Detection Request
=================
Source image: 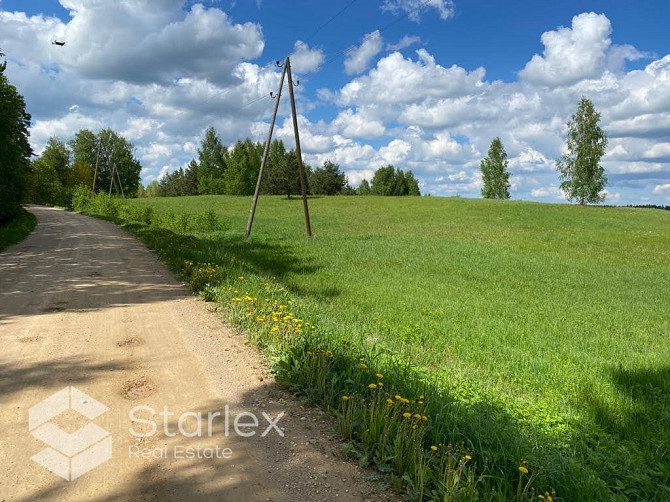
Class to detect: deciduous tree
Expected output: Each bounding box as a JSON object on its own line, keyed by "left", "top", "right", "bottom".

{"left": 480, "top": 137, "right": 511, "bottom": 199}
{"left": 557, "top": 97, "right": 608, "bottom": 205}
{"left": 0, "top": 49, "right": 33, "bottom": 222}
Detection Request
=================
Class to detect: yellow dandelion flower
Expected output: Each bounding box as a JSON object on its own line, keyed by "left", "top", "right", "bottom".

{"left": 403, "top": 412, "right": 411, "bottom": 419}
{"left": 270, "top": 326, "right": 279, "bottom": 333}
{"left": 377, "top": 382, "right": 384, "bottom": 387}
{"left": 413, "top": 413, "right": 422, "bottom": 420}
{"left": 419, "top": 395, "right": 424, "bottom": 400}
{"left": 430, "top": 445, "right": 438, "bottom": 452}
{"left": 360, "top": 363, "right": 368, "bottom": 369}
{"left": 386, "top": 399, "right": 394, "bottom": 406}
{"left": 518, "top": 466, "right": 528, "bottom": 475}
{"left": 464, "top": 455, "right": 472, "bottom": 461}
{"left": 341, "top": 395, "right": 350, "bottom": 401}
{"left": 368, "top": 383, "right": 377, "bottom": 390}
{"left": 375, "top": 373, "right": 383, "bottom": 379}
{"left": 395, "top": 395, "right": 403, "bottom": 401}
{"left": 418, "top": 400, "right": 424, "bottom": 405}
{"left": 421, "top": 415, "right": 428, "bottom": 421}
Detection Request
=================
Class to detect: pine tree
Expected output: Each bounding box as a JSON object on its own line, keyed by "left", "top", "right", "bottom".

{"left": 557, "top": 97, "right": 608, "bottom": 205}
{"left": 480, "top": 137, "right": 510, "bottom": 199}
{"left": 197, "top": 126, "right": 227, "bottom": 194}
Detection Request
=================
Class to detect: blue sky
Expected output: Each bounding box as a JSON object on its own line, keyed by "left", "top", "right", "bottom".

{"left": 1, "top": 0, "right": 669, "bottom": 203}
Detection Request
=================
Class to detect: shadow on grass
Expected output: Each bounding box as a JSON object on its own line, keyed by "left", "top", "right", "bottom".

{"left": 575, "top": 365, "right": 670, "bottom": 500}
{"left": 123, "top": 222, "right": 340, "bottom": 301}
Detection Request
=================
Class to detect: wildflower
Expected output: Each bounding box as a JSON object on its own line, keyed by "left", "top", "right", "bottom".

{"left": 413, "top": 413, "right": 422, "bottom": 420}
{"left": 518, "top": 466, "right": 528, "bottom": 475}
{"left": 232, "top": 297, "right": 242, "bottom": 302}
{"left": 403, "top": 412, "right": 411, "bottom": 419}
{"left": 412, "top": 425, "right": 417, "bottom": 429}
{"left": 375, "top": 373, "right": 383, "bottom": 379}
{"left": 430, "top": 445, "right": 438, "bottom": 452}
{"left": 377, "top": 382, "right": 384, "bottom": 387}
{"left": 256, "top": 316, "right": 265, "bottom": 322}
{"left": 238, "top": 276, "right": 244, "bottom": 280}
{"left": 341, "top": 395, "right": 350, "bottom": 401}
{"left": 395, "top": 395, "right": 403, "bottom": 401}
{"left": 386, "top": 399, "right": 394, "bottom": 406}
{"left": 419, "top": 395, "right": 424, "bottom": 400}
{"left": 421, "top": 415, "right": 428, "bottom": 421}
{"left": 360, "top": 363, "right": 368, "bottom": 369}
{"left": 270, "top": 326, "right": 279, "bottom": 333}
{"left": 368, "top": 383, "right": 377, "bottom": 390}
{"left": 464, "top": 455, "right": 472, "bottom": 461}
{"left": 418, "top": 400, "right": 424, "bottom": 405}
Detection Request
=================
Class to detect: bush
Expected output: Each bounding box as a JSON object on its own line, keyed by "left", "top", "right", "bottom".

{"left": 71, "top": 185, "right": 94, "bottom": 212}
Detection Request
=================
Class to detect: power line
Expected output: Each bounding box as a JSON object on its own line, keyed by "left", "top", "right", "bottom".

{"left": 301, "top": 0, "right": 360, "bottom": 46}
{"left": 318, "top": 0, "right": 435, "bottom": 70}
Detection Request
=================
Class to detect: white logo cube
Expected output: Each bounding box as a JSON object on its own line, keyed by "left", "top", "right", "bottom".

{"left": 29, "top": 386, "right": 112, "bottom": 480}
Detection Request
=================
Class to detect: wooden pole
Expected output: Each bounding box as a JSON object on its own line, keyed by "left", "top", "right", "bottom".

{"left": 285, "top": 57, "right": 313, "bottom": 238}
{"left": 92, "top": 140, "right": 101, "bottom": 191}
{"left": 245, "top": 60, "right": 288, "bottom": 241}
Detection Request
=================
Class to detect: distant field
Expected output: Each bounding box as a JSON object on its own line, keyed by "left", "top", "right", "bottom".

{"left": 126, "top": 195, "right": 670, "bottom": 499}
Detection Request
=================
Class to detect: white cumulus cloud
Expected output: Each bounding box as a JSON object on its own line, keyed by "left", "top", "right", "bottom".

{"left": 344, "top": 30, "right": 383, "bottom": 75}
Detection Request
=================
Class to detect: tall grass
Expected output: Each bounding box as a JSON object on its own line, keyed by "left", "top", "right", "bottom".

{"left": 78, "top": 191, "right": 670, "bottom": 500}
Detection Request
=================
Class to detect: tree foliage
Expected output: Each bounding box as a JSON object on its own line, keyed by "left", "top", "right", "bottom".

{"left": 480, "top": 137, "right": 511, "bottom": 199}
{"left": 0, "top": 49, "right": 33, "bottom": 223}
{"left": 159, "top": 160, "right": 199, "bottom": 197}
{"left": 224, "top": 139, "right": 262, "bottom": 196}
{"left": 367, "top": 165, "right": 420, "bottom": 196}
{"left": 261, "top": 140, "right": 310, "bottom": 199}
{"left": 309, "top": 160, "right": 346, "bottom": 195}
{"left": 358, "top": 179, "right": 371, "bottom": 195}
{"left": 197, "top": 126, "right": 227, "bottom": 194}
{"left": 69, "top": 128, "right": 142, "bottom": 197}
{"left": 41, "top": 138, "right": 71, "bottom": 185}
{"left": 557, "top": 97, "right": 608, "bottom": 205}
{"left": 26, "top": 158, "right": 63, "bottom": 205}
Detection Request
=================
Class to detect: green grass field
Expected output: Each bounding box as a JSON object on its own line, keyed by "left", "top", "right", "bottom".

{"left": 115, "top": 195, "right": 670, "bottom": 500}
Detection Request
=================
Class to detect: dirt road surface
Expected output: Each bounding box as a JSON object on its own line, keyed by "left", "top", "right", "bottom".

{"left": 0, "top": 207, "right": 394, "bottom": 502}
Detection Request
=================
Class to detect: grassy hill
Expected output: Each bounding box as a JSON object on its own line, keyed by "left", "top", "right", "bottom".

{"left": 117, "top": 195, "right": 670, "bottom": 500}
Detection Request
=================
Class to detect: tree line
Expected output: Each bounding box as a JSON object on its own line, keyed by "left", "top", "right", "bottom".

{"left": 480, "top": 96, "right": 608, "bottom": 205}
{"left": 145, "top": 126, "right": 421, "bottom": 198}
{"left": 27, "top": 130, "right": 142, "bottom": 206}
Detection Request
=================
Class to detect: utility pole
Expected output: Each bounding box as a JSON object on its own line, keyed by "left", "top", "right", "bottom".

{"left": 245, "top": 56, "right": 313, "bottom": 241}
{"left": 286, "top": 57, "right": 313, "bottom": 238}
{"left": 92, "top": 140, "right": 102, "bottom": 191}
{"left": 245, "top": 59, "right": 288, "bottom": 241}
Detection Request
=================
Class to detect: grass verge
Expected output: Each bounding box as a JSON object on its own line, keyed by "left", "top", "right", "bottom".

{"left": 0, "top": 208, "right": 37, "bottom": 252}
